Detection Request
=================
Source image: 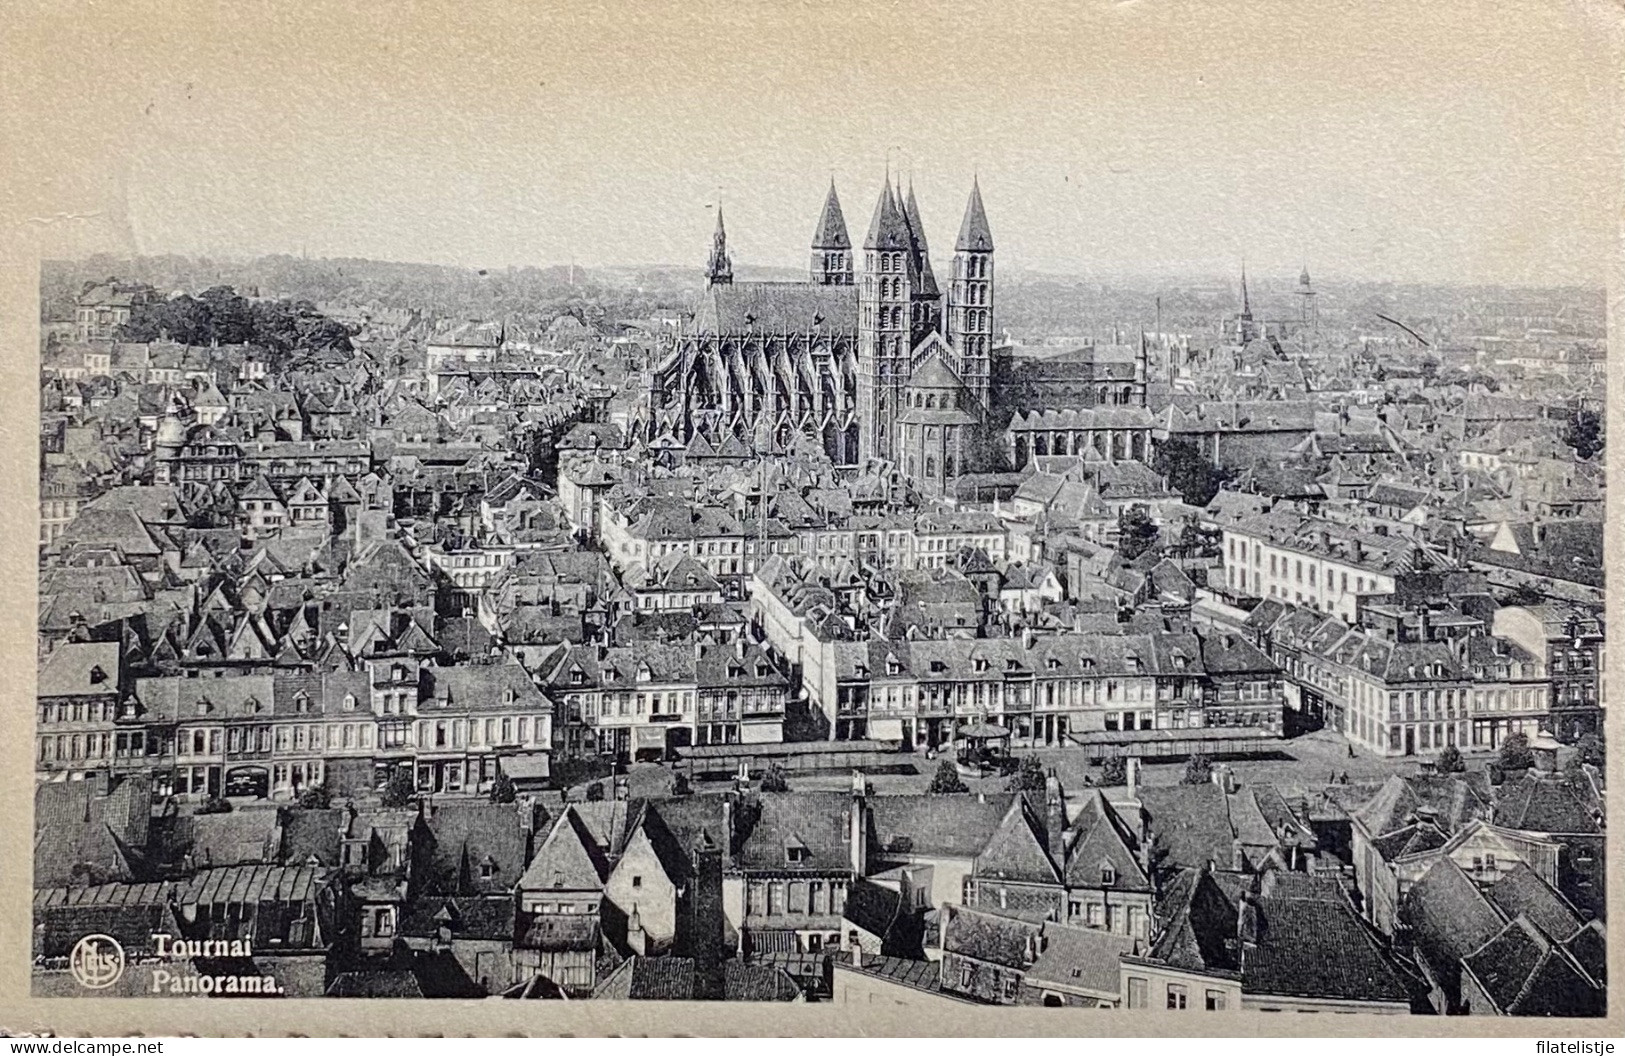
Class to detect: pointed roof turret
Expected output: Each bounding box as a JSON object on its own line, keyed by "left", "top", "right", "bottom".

{"left": 864, "top": 180, "right": 912, "bottom": 251}
{"left": 1240, "top": 261, "right": 1253, "bottom": 319}
{"left": 955, "top": 178, "right": 994, "bottom": 253}
{"left": 812, "top": 181, "right": 850, "bottom": 250}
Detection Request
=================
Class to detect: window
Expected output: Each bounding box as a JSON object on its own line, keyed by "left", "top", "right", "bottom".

{"left": 1205, "top": 989, "right": 1226, "bottom": 1011}
{"left": 1100, "top": 865, "right": 1116, "bottom": 886}
{"left": 631, "top": 876, "right": 642, "bottom": 889}
{"left": 1167, "top": 984, "right": 1188, "bottom": 1010}
{"left": 1127, "top": 977, "right": 1148, "bottom": 1009}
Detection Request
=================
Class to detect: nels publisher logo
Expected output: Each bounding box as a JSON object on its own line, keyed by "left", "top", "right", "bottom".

{"left": 69, "top": 934, "right": 125, "bottom": 990}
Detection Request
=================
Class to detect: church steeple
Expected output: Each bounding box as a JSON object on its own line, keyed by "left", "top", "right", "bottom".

{"left": 902, "top": 182, "right": 939, "bottom": 298}
{"left": 948, "top": 179, "right": 995, "bottom": 409}
{"left": 864, "top": 181, "right": 911, "bottom": 251}
{"left": 810, "top": 181, "right": 852, "bottom": 286}
{"left": 955, "top": 177, "right": 994, "bottom": 253}
{"left": 705, "top": 205, "right": 733, "bottom": 287}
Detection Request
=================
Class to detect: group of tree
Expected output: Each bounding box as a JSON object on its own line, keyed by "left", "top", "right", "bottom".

{"left": 1151, "top": 438, "right": 1235, "bottom": 508}
{"left": 1181, "top": 754, "right": 1213, "bottom": 786}
{"left": 1006, "top": 755, "right": 1048, "bottom": 793}
{"left": 113, "top": 284, "right": 354, "bottom": 359}
{"left": 1498, "top": 731, "right": 1535, "bottom": 772}
{"left": 759, "top": 764, "right": 790, "bottom": 793}
{"left": 929, "top": 759, "right": 969, "bottom": 794}
{"left": 1116, "top": 505, "right": 1160, "bottom": 562}
{"left": 1560, "top": 408, "right": 1604, "bottom": 461}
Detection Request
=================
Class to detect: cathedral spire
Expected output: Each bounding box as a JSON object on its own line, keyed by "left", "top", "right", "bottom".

{"left": 810, "top": 181, "right": 853, "bottom": 285}
{"left": 902, "top": 182, "right": 938, "bottom": 296}
{"left": 955, "top": 177, "right": 994, "bottom": 252}
{"left": 705, "top": 204, "right": 733, "bottom": 287}
{"left": 811, "top": 180, "right": 850, "bottom": 250}
{"left": 864, "top": 180, "right": 911, "bottom": 251}
{"left": 1240, "top": 259, "right": 1252, "bottom": 319}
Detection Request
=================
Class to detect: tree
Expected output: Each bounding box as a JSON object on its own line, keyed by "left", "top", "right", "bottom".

{"left": 1498, "top": 732, "right": 1535, "bottom": 772}
{"left": 1117, "top": 505, "right": 1159, "bottom": 562}
{"left": 381, "top": 767, "right": 417, "bottom": 808}
{"left": 759, "top": 764, "right": 789, "bottom": 793}
{"left": 489, "top": 771, "right": 517, "bottom": 805}
{"left": 1574, "top": 733, "right": 1605, "bottom": 769}
{"left": 1100, "top": 756, "right": 1128, "bottom": 786}
{"left": 1006, "top": 755, "right": 1048, "bottom": 793}
{"left": 1436, "top": 745, "right": 1465, "bottom": 774}
{"left": 1561, "top": 408, "right": 1604, "bottom": 461}
{"left": 197, "top": 796, "right": 233, "bottom": 815}
{"left": 585, "top": 780, "right": 606, "bottom": 802}
{"left": 1152, "top": 438, "right": 1234, "bottom": 508}
{"left": 928, "top": 760, "right": 969, "bottom": 794}
{"left": 1182, "top": 754, "right": 1213, "bottom": 786}
{"left": 296, "top": 784, "right": 332, "bottom": 809}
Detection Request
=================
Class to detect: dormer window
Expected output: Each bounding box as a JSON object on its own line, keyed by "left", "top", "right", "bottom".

{"left": 785, "top": 843, "right": 810, "bottom": 865}
{"left": 1126, "top": 656, "right": 1140, "bottom": 672}
{"left": 342, "top": 693, "right": 356, "bottom": 711}
{"left": 930, "top": 660, "right": 947, "bottom": 674}
{"left": 1101, "top": 864, "right": 1117, "bottom": 886}
{"left": 1046, "top": 657, "right": 1061, "bottom": 671}
{"left": 294, "top": 692, "right": 310, "bottom": 714}
{"left": 570, "top": 668, "right": 585, "bottom": 685}
{"left": 974, "top": 658, "right": 989, "bottom": 673}
{"left": 195, "top": 698, "right": 211, "bottom": 716}
{"left": 504, "top": 687, "right": 516, "bottom": 705}
{"left": 89, "top": 665, "right": 107, "bottom": 685}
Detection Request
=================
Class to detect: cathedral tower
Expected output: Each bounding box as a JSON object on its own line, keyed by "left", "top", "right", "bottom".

{"left": 810, "top": 181, "right": 853, "bottom": 285}
{"left": 947, "top": 178, "right": 995, "bottom": 409}
{"left": 705, "top": 205, "right": 733, "bottom": 288}
{"left": 857, "top": 180, "right": 914, "bottom": 462}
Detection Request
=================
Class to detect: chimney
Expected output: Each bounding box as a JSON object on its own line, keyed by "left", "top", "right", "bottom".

{"left": 1126, "top": 756, "right": 1140, "bottom": 799}
{"left": 1044, "top": 772, "right": 1066, "bottom": 863}
{"left": 1237, "top": 894, "right": 1259, "bottom": 949}
{"left": 626, "top": 904, "right": 648, "bottom": 956}
{"left": 1021, "top": 626, "right": 1036, "bottom": 650}
{"left": 849, "top": 771, "right": 867, "bottom": 876}
{"left": 1416, "top": 606, "right": 1431, "bottom": 643}
{"left": 1231, "top": 838, "right": 1247, "bottom": 874}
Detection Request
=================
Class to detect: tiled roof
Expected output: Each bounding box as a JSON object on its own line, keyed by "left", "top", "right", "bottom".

{"left": 1461, "top": 915, "right": 1604, "bottom": 1016}
{"left": 1485, "top": 860, "right": 1584, "bottom": 940}
{"left": 942, "top": 904, "right": 1042, "bottom": 970}
{"left": 1242, "top": 894, "right": 1414, "bottom": 1005}
{"left": 690, "top": 282, "right": 857, "bottom": 337}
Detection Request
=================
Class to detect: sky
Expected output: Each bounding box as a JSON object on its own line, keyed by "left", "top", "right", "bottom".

{"left": 4, "top": 0, "right": 1619, "bottom": 286}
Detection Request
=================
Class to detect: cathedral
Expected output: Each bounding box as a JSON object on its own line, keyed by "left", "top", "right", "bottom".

{"left": 642, "top": 176, "right": 998, "bottom": 494}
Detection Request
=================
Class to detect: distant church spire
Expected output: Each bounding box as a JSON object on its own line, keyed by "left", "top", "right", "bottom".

{"left": 706, "top": 204, "right": 733, "bottom": 287}
{"left": 1240, "top": 260, "right": 1252, "bottom": 320}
